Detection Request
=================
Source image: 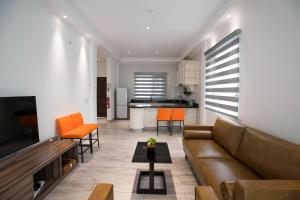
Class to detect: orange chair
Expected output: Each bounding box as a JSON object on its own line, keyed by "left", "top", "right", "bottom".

{"left": 56, "top": 112, "right": 99, "bottom": 162}
{"left": 156, "top": 108, "right": 172, "bottom": 136}
{"left": 170, "top": 108, "right": 185, "bottom": 134}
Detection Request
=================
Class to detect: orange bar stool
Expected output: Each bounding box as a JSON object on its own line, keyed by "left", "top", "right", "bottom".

{"left": 156, "top": 108, "right": 172, "bottom": 136}
{"left": 171, "top": 108, "right": 185, "bottom": 135}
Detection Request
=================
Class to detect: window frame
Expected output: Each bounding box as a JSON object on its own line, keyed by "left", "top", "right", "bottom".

{"left": 134, "top": 72, "right": 167, "bottom": 100}
{"left": 204, "top": 29, "right": 241, "bottom": 119}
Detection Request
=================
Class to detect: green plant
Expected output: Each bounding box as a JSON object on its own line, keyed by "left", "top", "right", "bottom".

{"left": 147, "top": 137, "right": 157, "bottom": 147}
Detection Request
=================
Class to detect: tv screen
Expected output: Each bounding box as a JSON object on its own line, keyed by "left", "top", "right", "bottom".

{"left": 0, "top": 96, "right": 39, "bottom": 159}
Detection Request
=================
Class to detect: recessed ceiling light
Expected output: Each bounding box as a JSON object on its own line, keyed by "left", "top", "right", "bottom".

{"left": 127, "top": 51, "right": 131, "bottom": 54}
{"left": 146, "top": 8, "right": 154, "bottom": 14}
{"left": 62, "top": 15, "right": 68, "bottom": 19}
{"left": 146, "top": 26, "right": 151, "bottom": 30}
{"left": 155, "top": 51, "right": 159, "bottom": 54}
{"left": 226, "top": 14, "right": 231, "bottom": 18}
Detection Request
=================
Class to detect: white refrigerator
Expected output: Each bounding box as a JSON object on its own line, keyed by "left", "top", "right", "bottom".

{"left": 116, "top": 88, "right": 128, "bottom": 119}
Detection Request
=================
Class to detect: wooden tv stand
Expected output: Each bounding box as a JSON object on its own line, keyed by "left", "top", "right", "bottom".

{"left": 0, "top": 136, "right": 78, "bottom": 200}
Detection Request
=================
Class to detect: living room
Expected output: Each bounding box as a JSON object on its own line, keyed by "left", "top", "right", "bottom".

{"left": 0, "top": 0, "right": 299, "bottom": 200}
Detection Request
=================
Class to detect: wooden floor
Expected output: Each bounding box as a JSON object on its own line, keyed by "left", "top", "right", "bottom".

{"left": 45, "top": 120, "right": 197, "bottom": 200}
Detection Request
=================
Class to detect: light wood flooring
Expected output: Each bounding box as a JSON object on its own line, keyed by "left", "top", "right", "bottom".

{"left": 45, "top": 120, "right": 197, "bottom": 200}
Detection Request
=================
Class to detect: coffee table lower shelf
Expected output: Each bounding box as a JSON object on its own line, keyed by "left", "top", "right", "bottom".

{"left": 137, "top": 170, "right": 167, "bottom": 195}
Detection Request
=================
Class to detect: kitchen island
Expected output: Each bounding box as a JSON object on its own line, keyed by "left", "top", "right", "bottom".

{"left": 129, "top": 100, "right": 198, "bottom": 131}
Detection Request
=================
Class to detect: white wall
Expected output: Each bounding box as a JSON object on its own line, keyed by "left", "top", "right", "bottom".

{"left": 0, "top": 0, "right": 97, "bottom": 141}
{"left": 119, "top": 63, "right": 178, "bottom": 99}
{"left": 193, "top": 0, "right": 300, "bottom": 144}
{"left": 106, "top": 57, "right": 119, "bottom": 120}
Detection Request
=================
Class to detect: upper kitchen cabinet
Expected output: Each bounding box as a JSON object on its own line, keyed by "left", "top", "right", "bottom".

{"left": 177, "top": 60, "right": 200, "bottom": 85}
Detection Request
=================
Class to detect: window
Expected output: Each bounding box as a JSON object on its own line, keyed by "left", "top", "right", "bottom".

{"left": 204, "top": 29, "right": 241, "bottom": 119}
{"left": 134, "top": 72, "right": 167, "bottom": 100}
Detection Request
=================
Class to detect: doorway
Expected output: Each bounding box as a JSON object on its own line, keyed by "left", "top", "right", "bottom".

{"left": 97, "top": 77, "right": 107, "bottom": 117}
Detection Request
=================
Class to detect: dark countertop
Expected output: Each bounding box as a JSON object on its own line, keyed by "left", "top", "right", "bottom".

{"left": 129, "top": 99, "right": 199, "bottom": 108}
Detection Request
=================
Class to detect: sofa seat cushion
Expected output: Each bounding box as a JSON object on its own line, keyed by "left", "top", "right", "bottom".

{"left": 194, "top": 158, "right": 261, "bottom": 199}
{"left": 61, "top": 125, "right": 92, "bottom": 138}
{"left": 183, "top": 139, "right": 233, "bottom": 160}
{"left": 86, "top": 123, "right": 98, "bottom": 132}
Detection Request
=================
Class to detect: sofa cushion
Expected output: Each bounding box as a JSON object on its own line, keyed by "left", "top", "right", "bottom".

{"left": 195, "top": 158, "right": 261, "bottom": 199}
{"left": 56, "top": 115, "right": 74, "bottom": 135}
{"left": 70, "top": 112, "right": 84, "bottom": 128}
{"left": 86, "top": 123, "right": 98, "bottom": 132}
{"left": 183, "top": 139, "right": 233, "bottom": 160}
{"left": 212, "top": 117, "right": 246, "bottom": 156}
{"left": 183, "top": 130, "right": 212, "bottom": 139}
{"left": 236, "top": 128, "right": 300, "bottom": 179}
{"left": 61, "top": 125, "right": 91, "bottom": 138}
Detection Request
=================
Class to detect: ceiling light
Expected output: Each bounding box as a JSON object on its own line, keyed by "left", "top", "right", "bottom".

{"left": 62, "top": 15, "right": 68, "bottom": 19}
{"left": 226, "top": 14, "right": 231, "bottom": 18}
{"left": 146, "top": 26, "right": 151, "bottom": 30}
{"left": 127, "top": 51, "right": 131, "bottom": 54}
{"left": 155, "top": 51, "right": 159, "bottom": 54}
{"left": 146, "top": 8, "right": 154, "bottom": 14}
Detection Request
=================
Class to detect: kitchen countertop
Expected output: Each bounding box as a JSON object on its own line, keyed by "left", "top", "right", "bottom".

{"left": 129, "top": 99, "right": 199, "bottom": 108}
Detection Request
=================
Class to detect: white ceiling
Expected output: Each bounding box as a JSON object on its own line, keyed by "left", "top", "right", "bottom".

{"left": 70, "top": 0, "right": 229, "bottom": 59}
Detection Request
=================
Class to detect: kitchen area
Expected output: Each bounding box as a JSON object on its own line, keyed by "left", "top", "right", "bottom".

{"left": 117, "top": 60, "right": 200, "bottom": 131}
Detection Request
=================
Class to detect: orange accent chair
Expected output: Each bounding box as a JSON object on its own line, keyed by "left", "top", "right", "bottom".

{"left": 156, "top": 108, "right": 172, "bottom": 136}
{"left": 170, "top": 108, "right": 185, "bottom": 134}
{"left": 56, "top": 112, "right": 99, "bottom": 162}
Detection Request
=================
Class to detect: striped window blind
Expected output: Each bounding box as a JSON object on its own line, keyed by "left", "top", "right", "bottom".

{"left": 134, "top": 72, "right": 167, "bottom": 99}
{"left": 204, "top": 29, "right": 241, "bottom": 119}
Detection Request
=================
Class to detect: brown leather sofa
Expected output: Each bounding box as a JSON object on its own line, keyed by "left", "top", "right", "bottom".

{"left": 183, "top": 117, "right": 300, "bottom": 200}
{"left": 88, "top": 183, "right": 113, "bottom": 200}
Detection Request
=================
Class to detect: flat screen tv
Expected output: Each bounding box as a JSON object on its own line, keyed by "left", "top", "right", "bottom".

{"left": 0, "top": 96, "right": 39, "bottom": 159}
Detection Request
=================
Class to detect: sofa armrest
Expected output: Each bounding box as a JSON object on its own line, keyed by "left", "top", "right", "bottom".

{"left": 235, "top": 180, "right": 300, "bottom": 200}
{"left": 220, "top": 181, "right": 236, "bottom": 200}
{"left": 195, "top": 186, "right": 220, "bottom": 200}
{"left": 184, "top": 125, "right": 214, "bottom": 131}
{"left": 183, "top": 129, "right": 212, "bottom": 139}
{"left": 89, "top": 183, "right": 113, "bottom": 200}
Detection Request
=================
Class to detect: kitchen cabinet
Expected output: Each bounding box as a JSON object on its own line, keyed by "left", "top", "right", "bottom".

{"left": 184, "top": 108, "right": 197, "bottom": 125}
{"left": 130, "top": 108, "right": 144, "bottom": 130}
{"left": 178, "top": 60, "right": 200, "bottom": 85}
{"left": 130, "top": 107, "right": 198, "bottom": 129}
{"left": 144, "top": 108, "right": 157, "bottom": 128}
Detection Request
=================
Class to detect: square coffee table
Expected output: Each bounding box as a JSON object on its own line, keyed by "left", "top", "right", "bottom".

{"left": 132, "top": 142, "right": 172, "bottom": 194}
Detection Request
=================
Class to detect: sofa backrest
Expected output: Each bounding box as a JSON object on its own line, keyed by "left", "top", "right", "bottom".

{"left": 236, "top": 128, "right": 300, "bottom": 179}
{"left": 71, "top": 112, "right": 84, "bottom": 128}
{"left": 56, "top": 115, "right": 74, "bottom": 135}
{"left": 212, "top": 117, "right": 246, "bottom": 156}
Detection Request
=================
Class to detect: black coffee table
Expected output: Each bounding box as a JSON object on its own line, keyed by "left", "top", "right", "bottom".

{"left": 132, "top": 142, "right": 172, "bottom": 195}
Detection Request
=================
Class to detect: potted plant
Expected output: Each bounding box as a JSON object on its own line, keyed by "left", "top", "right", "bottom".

{"left": 146, "top": 137, "right": 157, "bottom": 154}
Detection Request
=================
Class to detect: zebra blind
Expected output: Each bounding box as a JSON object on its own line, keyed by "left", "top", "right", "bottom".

{"left": 204, "top": 29, "right": 241, "bottom": 119}
{"left": 134, "top": 72, "right": 167, "bottom": 99}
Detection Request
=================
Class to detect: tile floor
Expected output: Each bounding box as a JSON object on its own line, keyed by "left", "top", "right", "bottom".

{"left": 45, "top": 120, "right": 197, "bottom": 200}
